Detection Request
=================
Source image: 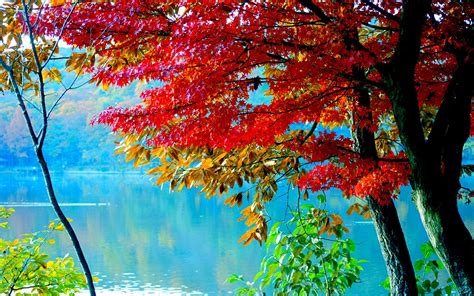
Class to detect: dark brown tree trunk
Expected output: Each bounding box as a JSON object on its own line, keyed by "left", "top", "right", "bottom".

{"left": 382, "top": 28, "right": 473, "bottom": 296}
{"left": 353, "top": 69, "right": 418, "bottom": 295}
{"left": 36, "top": 149, "right": 97, "bottom": 296}
{"left": 411, "top": 59, "right": 474, "bottom": 294}
{"left": 383, "top": 54, "right": 474, "bottom": 294}
{"left": 377, "top": 1, "right": 474, "bottom": 292}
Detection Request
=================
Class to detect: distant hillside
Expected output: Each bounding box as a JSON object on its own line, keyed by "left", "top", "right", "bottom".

{"left": 0, "top": 62, "right": 146, "bottom": 170}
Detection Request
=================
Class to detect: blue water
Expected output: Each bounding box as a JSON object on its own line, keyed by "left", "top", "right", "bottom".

{"left": 0, "top": 171, "right": 472, "bottom": 295}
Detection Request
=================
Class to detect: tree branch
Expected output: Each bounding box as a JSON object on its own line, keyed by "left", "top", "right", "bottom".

{"left": 427, "top": 56, "right": 471, "bottom": 151}
{"left": 296, "top": 0, "right": 331, "bottom": 23}
{"left": 43, "top": 3, "right": 77, "bottom": 68}
{"left": 361, "top": 0, "right": 399, "bottom": 23}
{"left": 427, "top": 53, "right": 473, "bottom": 194}
{"left": 301, "top": 121, "right": 318, "bottom": 145}
{"left": 21, "top": 0, "right": 48, "bottom": 150}
{"left": 362, "top": 22, "right": 398, "bottom": 32}
{"left": 380, "top": 0, "right": 431, "bottom": 166}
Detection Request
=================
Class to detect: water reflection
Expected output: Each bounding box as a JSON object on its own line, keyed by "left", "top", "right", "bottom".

{"left": 0, "top": 171, "right": 472, "bottom": 295}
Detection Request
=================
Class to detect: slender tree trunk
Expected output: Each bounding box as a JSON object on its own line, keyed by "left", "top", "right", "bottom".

{"left": 298, "top": 0, "right": 418, "bottom": 291}
{"left": 0, "top": 4, "right": 96, "bottom": 292}
{"left": 35, "top": 149, "right": 97, "bottom": 296}
{"left": 353, "top": 68, "right": 417, "bottom": 295}
{"left": 366, "top": 198, "right": 418, "bottom": 295}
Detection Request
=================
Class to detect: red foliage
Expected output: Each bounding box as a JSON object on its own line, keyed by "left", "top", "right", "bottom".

{"left": 35, "top": 0, "right": 472, "bottom": 202}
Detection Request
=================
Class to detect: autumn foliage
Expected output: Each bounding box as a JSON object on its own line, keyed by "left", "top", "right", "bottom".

{"left": 35, "top": 1, "right": 472, "bottom": 246}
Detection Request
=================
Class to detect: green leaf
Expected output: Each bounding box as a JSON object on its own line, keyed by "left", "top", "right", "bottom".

{"left": 267, "top": 261, "right": 279, "bottom": 275}
{"left": 346, "top": 239, "right": 356, "bottom": 252}
{"left": 420, "top": 242, "right": 434, "bottom": 259}
{"left": 317, "top": 194, "right": 326, "bottom": 203}
{"left": 422, "top": 280, "right": 432, "bottom": 290}
{"left": 227, "top": 274, "right": 245, "bottom": 284}
{"left": 228, "top": 206, "right": 362, "bottom": 295}
{"left": 414, "top": 259, "right": 424, "bottom": 272}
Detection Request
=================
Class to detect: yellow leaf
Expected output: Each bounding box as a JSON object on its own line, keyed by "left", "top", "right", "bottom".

{"left": 303, "top": 190, "right": 309, "bottom": 200}
{"left": 218, "top": 183, "right": 226, "bottom": 195}
{"left": 201, "top": 158, "right": 213, "bottom": 169}
{"left": 54, "top": 223, "right": 65, "bottom": 231}
{"left": 224, "top": 195, "right": 235, "bottom": 207}
{"left": 50, "top": 68, "right": 62, "bottom": 83}
{"left": 23, "top": 82, "right": 34, "bottom": 90}
{"left": 238, "top": 227, "right": 256, "bottom": 246}
{"left": 50, "top": 0, "right": 67, "bottom": 6}
{"left": 41, "top": 70, "right": 50, "bottom": 81}
{"left": 177, "top": 180, "right": 185, "bottom": 192}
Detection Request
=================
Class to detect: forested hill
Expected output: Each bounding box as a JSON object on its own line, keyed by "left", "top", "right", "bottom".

{"left": 0, "top": 70, "right": 145, "bottom": 170}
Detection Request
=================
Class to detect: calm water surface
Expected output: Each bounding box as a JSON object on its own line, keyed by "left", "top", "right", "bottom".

{"left": 0, "top": 171, "right": 472, "bottom": 295}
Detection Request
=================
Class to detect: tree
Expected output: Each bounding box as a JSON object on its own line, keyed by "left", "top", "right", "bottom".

{"left": 0, "top": 1, "right": 96, "bottom": 294}
{"left": 39, "top": 0, "right": 472, "bottom": 293}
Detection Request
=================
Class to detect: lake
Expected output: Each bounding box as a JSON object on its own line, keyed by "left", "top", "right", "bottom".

{"left": 0, "top": 171, "right": 472, "bottom": 295}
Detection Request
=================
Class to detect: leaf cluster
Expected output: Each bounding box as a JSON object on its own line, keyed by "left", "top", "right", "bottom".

{"left": 0, "top": 207, "right": 87, "bottom": 295}
{"left": 229, "top": 205, "right": 364, "bottom": 295}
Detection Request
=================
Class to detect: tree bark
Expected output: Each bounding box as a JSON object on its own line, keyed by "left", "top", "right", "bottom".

{"left": 366, "top": 198, "right": 418, "bottom": 295}
{"left": 383, "top": 47, "right": 473, "bottom": 295}
{"left": 352, "top": 68, "right": 417, "bottom": 295}
{"left": 413, "top": 185, "right": 473, "bottom": 295}
{"left": 378, "top": 0, "right": 473, "bottom": 292}
{"left": 36, "top": 149, "right": 97, "bottom": 296}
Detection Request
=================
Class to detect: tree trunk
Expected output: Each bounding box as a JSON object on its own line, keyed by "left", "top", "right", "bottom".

{"left": 366, "top": 198, "right": 418, "bottom": 295}
{"left": 383, "top": 50, "right": 473, "bottom": 294}
{"left": 378, "top": 0, "right": 473, "bottom": 292}
{"left": 36, "top": 149, "right": 97, "bottom": 296}
{"left": 352, "top": 68, "right": 417, "bottom": 295}
{"left": 413, "top": 183, "right": 474, "bottom": 295}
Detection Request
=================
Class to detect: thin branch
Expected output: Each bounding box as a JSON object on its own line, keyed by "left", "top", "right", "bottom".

{"left": 301, "top": 121, "right": 318, "bottom": 145}
{"left": 31, "top": 4, "right": 44, "bottom": 28}
{"left": 361, "top": 0, "right": 399, "bottom": 23}
{"left": 43, "top": 3, "right": 78, "bottom": 67}
{"left": 362, "top": 22, "right": 398, "bottom": 32}
{"left": 22, "top": 96, "right": 42, "bottom": 113}
{"left": 21, "top": 0, "right": 48, "bottom": 150}
{"left": 297, "top": 0, "right": 332, "bottom": 23}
